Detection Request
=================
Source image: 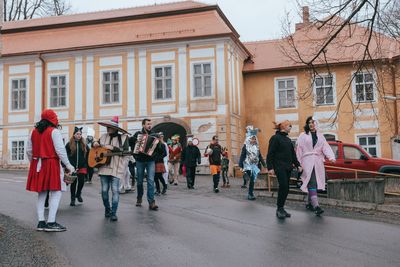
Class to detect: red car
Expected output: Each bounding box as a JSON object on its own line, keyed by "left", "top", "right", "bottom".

{"left": 324, "top": 141, "right": 400, "bottom": 179}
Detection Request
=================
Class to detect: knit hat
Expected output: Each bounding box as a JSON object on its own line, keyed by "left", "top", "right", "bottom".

{"left": 41, "top": 109, "right": 58, "bottom": 126}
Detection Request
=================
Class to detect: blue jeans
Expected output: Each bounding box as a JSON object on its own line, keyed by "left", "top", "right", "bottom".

{"left": 100, "top": 175, "right": 120, "bottom": 215}
{"left": 136, "top": 161, "right": 155, "bottom": 204}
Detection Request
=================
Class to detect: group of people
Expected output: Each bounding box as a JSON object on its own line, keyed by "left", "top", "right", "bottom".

{"left": 26, "top": 109, "right": 335, "bottom": 232}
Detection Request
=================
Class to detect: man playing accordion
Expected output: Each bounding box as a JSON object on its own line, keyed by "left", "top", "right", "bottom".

{"left": 129, "top": 118, "right": 164, "bottom": 210}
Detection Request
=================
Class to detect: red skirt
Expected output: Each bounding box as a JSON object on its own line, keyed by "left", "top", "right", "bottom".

{"left": 155, "top": 162, "right": 166, "bottom": 173}
{"left": 26, "top": 158, "right": 61, "bottom": 192}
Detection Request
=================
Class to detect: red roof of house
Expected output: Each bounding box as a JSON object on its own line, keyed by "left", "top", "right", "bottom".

{"left": 244, "top": 16, "right": 400, "bottom": 72}
{"left": 0, "top": 1, "right": 250, "bottom": 57}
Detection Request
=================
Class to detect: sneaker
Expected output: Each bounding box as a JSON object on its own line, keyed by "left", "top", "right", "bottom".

{"left": 45, "top": 222, "right": 67, "bottom": 232}
{"left": 110, "top": 215, "right": 118, "bottom": 222}
{"left": 136, "top": 198, "right": 142, "bottom": 207}
{"left": 276, "top": 208, "right": 286, "bottom": 219}
{"left": 214, "top": 188, "right": 219, "bottom": 193}
{"left": 36, "top": 221, "right": 47, "bottom": 231}
{"left": 247, "top": 195, "right": 256, "bottom": 201}
{"left": 149, "top": 201, "right": 159, "bottom": 211}
{"left": 241, "top": 185, "right": 247, "bottom": 189}
{"left": 70, "top": 200, "right": 75, "bottom": 207}
{"left": 174, "top": 182, "right": 178, "bottom": 186}
{"left": 305, "top": 203, "right": 315, "bottom": 211}
{"left": 76, "top": 196, "right": 83, "bottom": 203}
{"left": 314, "top": 206, "right": 324, "bottom": 216}
{"left": 161, "top": 188, "right": 167, "bottom": 195}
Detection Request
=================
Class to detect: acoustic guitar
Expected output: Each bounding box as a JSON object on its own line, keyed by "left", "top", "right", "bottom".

{"left": 88, "top": 147, "right": 132, "bottom": 168}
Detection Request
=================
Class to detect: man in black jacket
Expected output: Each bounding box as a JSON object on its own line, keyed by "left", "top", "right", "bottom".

{"left": 267, "top": 120, "right": 302, "bottom": 219}
{"left": 129, "top": 119, "right": 163, "bottom": 211}
{"left": 181, "top": 137, "right": 201, "bottom": 189}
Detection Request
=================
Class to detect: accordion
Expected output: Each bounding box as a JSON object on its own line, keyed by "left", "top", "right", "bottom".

{"left": 133, "top": 134, "right": 160, "bottom": 156}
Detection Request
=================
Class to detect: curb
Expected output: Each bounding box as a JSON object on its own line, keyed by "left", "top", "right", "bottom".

{"left": 256, "top": 191, "right": 400, "bottom": 214}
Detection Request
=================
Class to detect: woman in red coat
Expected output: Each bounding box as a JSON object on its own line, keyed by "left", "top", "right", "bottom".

{"left": 26, "top": 109, "right": 75, "bottom": 232}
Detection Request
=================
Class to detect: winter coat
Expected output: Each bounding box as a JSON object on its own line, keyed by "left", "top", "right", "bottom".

{"left": 296, "top": 131, "right": 335, "bottom": 192}
{"left": 205, "top": 143, "right": 224, "bottom": 166}
{"left": 181, "top": 145, "right": 201, "bottom": 168}
{"left": 65, "top": 141, "right": 89, "bottom": 169}
{"left": 97, "top": 133, "right": 129, "bottom": 179}
{"left": 266, "top": 131, "right": 300, "bottom": 171}
{"left": 238, "top": 144, "right": 266, "bottom": 169}
{"left": 129, "top": 128, "right": 160, "bottom": 162}
{"left": 154, "top": 143, "right": 167, "bottom": 164}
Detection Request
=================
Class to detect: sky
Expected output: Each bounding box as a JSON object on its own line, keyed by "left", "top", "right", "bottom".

{"left": 68, "top": 0, "right": 300, "bottom": 42}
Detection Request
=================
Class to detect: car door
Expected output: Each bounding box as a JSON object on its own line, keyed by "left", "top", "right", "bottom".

{"left": 342, "top": 145, "right": 371, "bottom": 178}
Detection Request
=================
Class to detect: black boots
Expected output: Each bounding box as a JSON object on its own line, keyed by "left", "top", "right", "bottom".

{"left": 276, "top": 208, "right": 291, "bottom": 219}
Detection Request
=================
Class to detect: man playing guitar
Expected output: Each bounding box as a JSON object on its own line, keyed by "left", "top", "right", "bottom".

{"left": 92, "top": 116, "right": 130, "bottom": 222}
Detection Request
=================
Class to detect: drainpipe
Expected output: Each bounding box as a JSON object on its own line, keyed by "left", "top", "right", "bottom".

{"left": 38, "top": 54, "right": 46, "bottom": 110}
{"left": 389, "top": 61, "right": 398, "bottom": 137}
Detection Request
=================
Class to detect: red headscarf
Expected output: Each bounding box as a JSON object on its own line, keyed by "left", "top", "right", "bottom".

{"left": 41, "top": 109, "right": 59, "bottom": 126}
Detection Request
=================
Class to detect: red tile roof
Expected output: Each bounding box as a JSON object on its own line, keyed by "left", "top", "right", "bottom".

{"left": 244, "top": 17, "right": 400, "bottom": 72}
{"left": 0, "top": 1, "right": 251, "bottom": 57}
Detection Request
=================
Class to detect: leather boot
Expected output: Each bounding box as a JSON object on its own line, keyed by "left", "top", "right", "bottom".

{"left": 136, "top": 197, "right": 142, "bottom": 207}
{"left": 276, "top": 208, "right": 286, "bottom": 219}
{"left": 149, "top": 201, "right": 158, "bottom": 211}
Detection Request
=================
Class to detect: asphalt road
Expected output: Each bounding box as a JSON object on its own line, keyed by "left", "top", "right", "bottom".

{"left": 1, "top": 170, "right": 400, "bottom": 267}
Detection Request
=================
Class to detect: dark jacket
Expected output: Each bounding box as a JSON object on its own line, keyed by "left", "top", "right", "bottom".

{"left": 154, "top": 143, "right": 167, "bottom": 164}
{"left": 266, "top": 131, "right": 300, "bottom": 171}
{"left": 65, "top": 141, "right": 89, "bottom": 169}
{"left": 238, "top": 144, "right": 266, "bottom": 169}
{"left": 181, "top": 145, "right": 201, "bottom": 168}
{"left": 129, "top": 128, "right": 162, "bottom": 162}
{"left": 205, "top": 143, "right": 223, "bottom": 166}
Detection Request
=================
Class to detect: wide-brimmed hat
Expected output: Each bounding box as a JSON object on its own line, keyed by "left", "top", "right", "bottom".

{"left": 98, "top": 116, "right": 129, "bottom": 134}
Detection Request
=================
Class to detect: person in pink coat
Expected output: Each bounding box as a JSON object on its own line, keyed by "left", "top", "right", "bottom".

{"left": 296, "top": 116, "right": 336, "bottom": 215}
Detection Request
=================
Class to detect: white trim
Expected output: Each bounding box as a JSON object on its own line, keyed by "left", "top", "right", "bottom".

{"left": 190, "top": 60, "right": 215, "bottom": 100}
{"left": 151, "top": 104, "right": 176, "bottom": 114}
{"left": 99, "top": 56, "right": 122, "bottom": 67}
{"left": 351, "top": 70, "right": 377, "bottom": 103}
{"left": 86, "top": 56, "right": 94, "bottom": 120}
{"left": 151, "top": 51, "right": 175, "bottom": 62}
{"left": 275, "top": 113, "right": 299, "bottom": 122}
{"left": 151, "top": 63, "right": 176, "bottom": 103}
{"left": 47, "top": 72, "right": 70, "bottom": 110}
{"left": 99, "top": 68, "right": 123, "bottom": 107}
{"left": 47, "top": 61, "right": 69, "bottom": 71}
{"left": 189, "top": 47, "right": 215, "bottom": 58}
{"left": 127, "top": 51, "right": 136, "bottom": 116}
{"left": 9, "top": 75, "right": 30, "bottom": 113}
{"left": 99, "top": 107, "right": 123, "bottom": 117}
{"left": 178, "top": 46, "right": 188, "bottom": 113}
{"left": 34, "top": 60, "right": 42, "bottom": 122}
{"left": 75, "top": 56, "right": 83, "bottom": 120}
{"left": 139, "top": 49, "right": 147, "bottom": 116}
{"left": 353, "top": 120, "right": 379, "bottom": 129}
{"left": 274, "top": 76, "right": 298, "bottom": 110}
{"left": 313, "top": 73, "right": 337, "bottom": 106}
{"left": 0, "top": 64, "right": 4, "bottom": 124}
{"left": 355, "top": 133, "right": 381, "bottom": 157}
{"left": 8, "top": 114, "right": 29, "bottom": 123}
{"left": 9, "top": 64, "right": 29, "bottom": 75}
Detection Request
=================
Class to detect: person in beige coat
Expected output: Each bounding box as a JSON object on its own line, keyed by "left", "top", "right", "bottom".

{"left": 93, "top": 116, "right": 129, "bottom": 222}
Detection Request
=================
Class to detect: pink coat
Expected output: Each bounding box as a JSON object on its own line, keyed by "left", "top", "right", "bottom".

{"left": 296, "top": 132, "right": 335, "bottom": 192}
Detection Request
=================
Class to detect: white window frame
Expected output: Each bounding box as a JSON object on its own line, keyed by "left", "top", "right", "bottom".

{"left": 355, "top": 133, "right": 381, "bottom": 157}
{"left": 152, "top": 64, "right": 175, "bottom": 102}
{"left": 352, "top": 71, "right": 377, "bottom": 103}
{"left": 313, "top": 73, "right": 336, "bottom": 106}
{"left": 9, "top": 76, "right": 29, "bottom": 112}
{"left": 47, "top": 73, "right": 69, "bottom": 109}
{"left": 274, "top": 76, "right": 298, "bottom": 109}
{"left": 190, "top": 60, "right": 215, "bottom": 100}
{"left": 100, "top": 68, "right": 122, "bottom": 106}
{"left": 9, "top": 139, "right": 26, "bottom": 163}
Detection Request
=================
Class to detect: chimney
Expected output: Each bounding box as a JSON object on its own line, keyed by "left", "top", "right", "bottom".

{"left": 295, "top": 6, "right": 310, "bottom": 31}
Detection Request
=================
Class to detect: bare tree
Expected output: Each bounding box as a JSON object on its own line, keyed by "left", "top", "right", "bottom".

{"left": 3, "top": 0, "right": 71, "bottom": 21}
{"left": 280, "top": 0, "right": 400, "bottom": 134}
